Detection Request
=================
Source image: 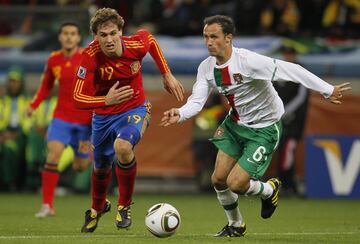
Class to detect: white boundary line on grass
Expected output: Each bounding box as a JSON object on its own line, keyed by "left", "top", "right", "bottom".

{"left": 0, "top": 232, "right": 359, "bottom": 239}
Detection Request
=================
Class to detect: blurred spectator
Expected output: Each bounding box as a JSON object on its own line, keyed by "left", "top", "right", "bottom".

{"left": 1, "top": 0, "right": 358, "bottom": 38}
{"left": 297, "top": 0, "right": 328, "bottom": 37}
{"left": 208, "top": 0, "right": 236, "bottom": 17}
{"left": 322, "top": 0, "right": 349, "bottom": 36}
{"left": 346, "top": 0, "right": 360, "bottom": 37}
{"left": 234, "top": 0, "right": 264, "bottom": 35}
{"left": 0, "top": 16, "right": 13, "bottom": 35}
{"left": 322, "top": 0, "right": 360, "bottom": 37}
{"left": 0, "top": 65, "right": 30, "bottom": 191}
{"left": 158, "top": 0, "right": 210, "bottom": 36}
{"left": 92, "top": 0, "right": 135, "bottom": 30}
{"left": 273, "top": 46, "right": 309, "bottom": 196}
{"left": 192, "top": 93, "right": 227, "bottom": 191}
{"left": 126, "top": 0, "right": 163, "bottom": 34}
{"left": 260, "top": 0, "right": 300, "bottom": 36}
{"left": 25, "top": 96, "right": 57, "bottom": 191}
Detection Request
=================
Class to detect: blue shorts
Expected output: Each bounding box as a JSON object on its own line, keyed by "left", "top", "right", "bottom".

{"left": 47, "top": 118, "right": 92, "bottom": 158}
{"left": 92, "top": 102, "right": 151, "bottom": 168}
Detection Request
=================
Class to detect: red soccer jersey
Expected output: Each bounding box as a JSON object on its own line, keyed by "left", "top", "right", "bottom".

{"left": 30, "top": 48, "right": 92, "bottom": 124}
{"left": 73, "top": 29, "right": 170, "bottom": 115}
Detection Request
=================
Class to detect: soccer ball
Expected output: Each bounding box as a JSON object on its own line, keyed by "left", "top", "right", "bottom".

{"left": 145, "top": 203, "right": 181, "bottom": 238}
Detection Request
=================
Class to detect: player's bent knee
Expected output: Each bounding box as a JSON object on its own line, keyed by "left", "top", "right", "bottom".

{"left": 211, "top": 173, "right": 227, "bottom": 189}
{"left": 73, "top": 158, "right": 90, "bottom": 171}
{"left": 114, "top": 139, "right": 133, "bottom": 162}
{"left": 93, "top": 153, "right": 113, "bottom": 169}
{"left": 114, "top": 139, "right": 132, "bottom": 153}
{"left": 46, "top": 151, "right": 62, "bottom": 164}
{"left": 227, "top": 178, "right": 247, "bottom": 195}
{"left": 47, "top": 141, "right": 65, "bottom": 163}
{"left": 93, "top": 166, "right": 111, "bottom": 176}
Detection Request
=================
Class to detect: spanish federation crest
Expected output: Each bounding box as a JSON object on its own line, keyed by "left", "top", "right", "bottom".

{"left": 233, "top": 73, "right": 242, "bottom": 84}
{"left": 130, "top": 61, "right": 140, "bottom": 74}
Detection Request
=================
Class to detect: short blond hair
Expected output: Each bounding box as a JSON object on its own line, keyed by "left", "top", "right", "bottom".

{"left": 90, "top": 8, "right": 125, "bottom": 35}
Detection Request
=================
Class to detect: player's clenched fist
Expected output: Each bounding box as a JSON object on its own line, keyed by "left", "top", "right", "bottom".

{"left": 105, "top": 81, "right": 134, "bottom": 105}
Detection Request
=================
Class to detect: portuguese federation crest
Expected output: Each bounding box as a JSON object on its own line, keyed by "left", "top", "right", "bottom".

{"left": 233, "top": 73, "right": 242, "bottom": 84}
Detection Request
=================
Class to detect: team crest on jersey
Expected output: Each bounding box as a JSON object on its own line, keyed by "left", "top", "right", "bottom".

{"left": 130, "top": 61, "right": 140, "bottom": 74}
{"left": 77, "top": 66, "right": 87, "bottom": 79}
{"left": 214, "top": 127, "right": 224, "bottom": 137}
{"left": 233, "top": 73, "right": 242, "bottom": 84}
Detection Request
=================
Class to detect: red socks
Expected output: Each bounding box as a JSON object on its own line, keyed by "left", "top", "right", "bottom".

{"left": 115, "top": 158, "right": 137, "bottom": 206}
{"left": 42, "top": 163, "right": 60, "bottom": 208}
{"left": 91, "top": 169, "right": 112, "bottom": 212}
{"left": 91, "top": 157, "right": 137, "bottom": 211}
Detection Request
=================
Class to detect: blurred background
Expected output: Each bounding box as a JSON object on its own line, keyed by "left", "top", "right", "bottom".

{"left": 0, "top": 0, "right": 359, "bottom": 198}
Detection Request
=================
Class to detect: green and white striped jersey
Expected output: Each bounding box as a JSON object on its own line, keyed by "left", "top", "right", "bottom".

{"left": 178, "top": 47, "right": 334, "bottom": 128}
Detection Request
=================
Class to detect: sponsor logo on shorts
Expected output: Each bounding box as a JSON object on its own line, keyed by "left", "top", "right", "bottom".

{"left": 247, "top": 157, "right": 256, "bottom": 164}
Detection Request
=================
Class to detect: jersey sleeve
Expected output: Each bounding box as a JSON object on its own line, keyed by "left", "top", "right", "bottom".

{"left": 243, "top": 49, "right": 278, "bottom": 81}
{"left": 30, "top": 57, "right": 55, "bottom": 109}
{"left": 245, "top": 50, "right": 334, "bottom": 98}
{"left": 178, "top": 61, "right": 213, "bottom": 123}
{"left": 73, "top": 51, "right": 106, "bottom": 109}
{"left": 137, "top": 29, "right": 170, "bottom": 74}
{"left": 273, "top": 59, "right": 334, "bottom": 98}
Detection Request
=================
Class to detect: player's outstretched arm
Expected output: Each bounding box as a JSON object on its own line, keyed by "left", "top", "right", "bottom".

{"left": 162, "top": 72, "right": 185, "bottom": 102}
{"left": 160, "top": 108, "right": 180, "bottom": 127}
{"left": 327, "top": 82, "right": 352, "bottom": 104}
{"left": 105, "top": 81, "right": 134, "bottom": 106}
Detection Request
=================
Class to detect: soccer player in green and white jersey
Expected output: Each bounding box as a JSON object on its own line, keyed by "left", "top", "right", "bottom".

{"left": 160, "top": 15, "right": 351, "bottom": 237}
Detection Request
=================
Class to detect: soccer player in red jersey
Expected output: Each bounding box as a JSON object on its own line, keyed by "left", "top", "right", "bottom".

{"left": 75, "top": 8, "right": 184, "bottom": 233}
{"left": 27, "top": 22, "right": 93, "bottom": 218}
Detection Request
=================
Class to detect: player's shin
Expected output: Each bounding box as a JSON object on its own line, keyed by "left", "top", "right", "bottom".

{"left": 115, "top": 158, "right": 137, "bottom": 206}
{"left": 91, "top": 169, "right": 112, "bottom": 212}
{"left": 42, "top": 163, "right": 60, "bottom": 208}
{"left": 215, "top": 187, "right": 243, "bottom": 227}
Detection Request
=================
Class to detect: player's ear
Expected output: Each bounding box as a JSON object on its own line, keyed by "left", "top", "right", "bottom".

{"left": 225, "top": 33, "right": 232, "bottom": 44}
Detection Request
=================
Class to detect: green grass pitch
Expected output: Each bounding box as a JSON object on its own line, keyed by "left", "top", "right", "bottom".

{"left": 0, "top": 193, "right": 359, "bottom": 243}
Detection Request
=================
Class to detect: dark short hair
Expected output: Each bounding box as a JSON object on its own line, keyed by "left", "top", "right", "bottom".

{"left": 203, "top": 15, "right": 235, "bottom": 35}
{"left": 59, "top": 22, "right": 81, "bottom": 35}
{"left": 90, "top": 8, "right": 125, "bottom": 35}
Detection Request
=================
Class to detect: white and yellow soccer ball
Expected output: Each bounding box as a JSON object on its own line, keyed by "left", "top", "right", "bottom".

{"left": 145, "top": 203, "right": 181, "bottom": 238}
